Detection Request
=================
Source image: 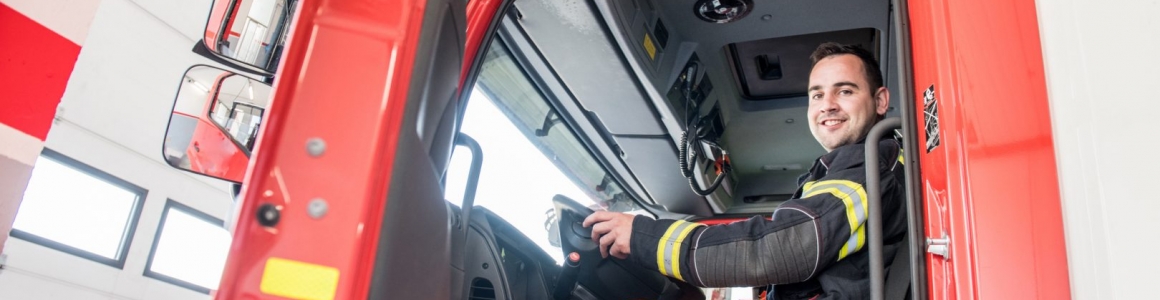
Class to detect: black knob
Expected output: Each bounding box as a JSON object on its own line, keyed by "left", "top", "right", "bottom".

{"left": 257, "top": 203, "right": 280, "bottom": 227}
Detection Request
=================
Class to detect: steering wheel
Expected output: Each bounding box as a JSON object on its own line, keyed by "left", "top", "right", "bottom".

{"left": 550, "top": 195, "right": 703, "bottom": 300}
{"left": 552, "top": 195, "right": 598, "bottom": 252}
{"left": 550, "top": 195, "right": 596, "bottom": 299}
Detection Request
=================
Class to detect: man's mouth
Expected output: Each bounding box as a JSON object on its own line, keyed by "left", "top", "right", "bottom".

{"left": 820, "top": 119, "right": 846, "bottom": 127}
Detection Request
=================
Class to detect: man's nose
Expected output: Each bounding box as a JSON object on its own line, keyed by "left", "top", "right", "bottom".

{"left": 818, "top": 95, "right": 840, "bottom": 113}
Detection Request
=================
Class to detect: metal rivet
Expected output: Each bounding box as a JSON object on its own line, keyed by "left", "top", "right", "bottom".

{"left": 785, "top": 118, "right": 794, "bottom": 124}
{"left": 257, "top": 203, "right": 280, "bottom": 227}
{"left": 306, "top": 138, "right": 326, "bottom": 157}
{"left": 482, "top": 263, "right": 489, "bottom": 270}
{"left": 761, "top": 14, "right": 772, "bottom": 21}
{"left": 308, "top": 198, "right": 329, "bottom": 219}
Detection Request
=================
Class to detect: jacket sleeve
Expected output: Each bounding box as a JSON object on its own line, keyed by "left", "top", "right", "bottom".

{"left": 627, "top": 146, "right": 901, "bottom": 288}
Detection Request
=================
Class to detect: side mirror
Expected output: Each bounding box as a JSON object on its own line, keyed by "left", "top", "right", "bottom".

{"left": 201, "top": 0, "right": 296, "bottom": 75}
{"left": 163, "top": 65, "right": 271, "bottom": 183}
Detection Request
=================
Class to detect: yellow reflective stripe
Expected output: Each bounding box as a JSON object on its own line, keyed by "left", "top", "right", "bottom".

{"left": 803, "top": 181, "right": 817, "bottom": 191}
{"left": 802, "top": 180, "right": 869, "bottom": 261}
{"left": 656, "top": 221, "right": 683, "bottom": 277}
{"left": 849, "top": 226, "right": 866, "bottom": 259}
{"left": 898, "top": 148, "right": 905, "bottom": 165}
{"left": 669, "top": 222, "right": 701, "bottom": 281}
{"left": 804, "top": 187, "right": 859, "bottom": 235}
{"left": 834, "top": 180, "right": 868, "bottom": 260}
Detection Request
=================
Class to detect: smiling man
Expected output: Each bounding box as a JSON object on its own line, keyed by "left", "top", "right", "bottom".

{"left": 584, "top": 43, "right": 909, "bottom": 299}
{"left": 808, "top": 43, "right": 889, "bottom": 152}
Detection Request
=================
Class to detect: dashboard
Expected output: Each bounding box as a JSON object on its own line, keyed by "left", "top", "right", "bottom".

{"left": 450, "top": 196, "right": 703, "bottom": 300}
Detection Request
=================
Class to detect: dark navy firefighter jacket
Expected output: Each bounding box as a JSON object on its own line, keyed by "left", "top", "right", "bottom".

{"left": 626, "top": 138, "right": 908, "bottom": 300}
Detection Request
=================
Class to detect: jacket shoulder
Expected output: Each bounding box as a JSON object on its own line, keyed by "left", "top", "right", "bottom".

{"left": 824, "top": 140, "right": 902, "bottom": 172}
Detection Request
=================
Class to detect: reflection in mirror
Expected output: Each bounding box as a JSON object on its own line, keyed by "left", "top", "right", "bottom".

{"left": 210, "top": 74, "right": 268, "bottom": 150}
{"left": 203, "top": 0, "right": 296, "bottom": 73}
{"left": 163, "top": 65, "right": 271, "bottom": 183}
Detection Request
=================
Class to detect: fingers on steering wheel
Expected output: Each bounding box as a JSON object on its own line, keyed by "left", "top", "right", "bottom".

{"left": 611, "top": 243, "right": 628, "bottom": 259}
{"left": 598, "top": 232, "right": 616, "bottom": 258}
{"left": 582, "top": 211, "right": 609, "bottom": 227}
{"left": 590, "top": 221, "right": 612, "bottom": 241}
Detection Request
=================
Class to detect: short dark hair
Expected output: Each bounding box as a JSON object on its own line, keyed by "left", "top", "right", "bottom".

{"left": 810, "top": 42, "right": 884, "bottom": 91}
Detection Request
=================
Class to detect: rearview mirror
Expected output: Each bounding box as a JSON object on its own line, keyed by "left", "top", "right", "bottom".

{"left": 163, "top": 65, "right": 271, "bottom": 183}
{"left": 201, "top": 0, "right": 295, "bottom": 75}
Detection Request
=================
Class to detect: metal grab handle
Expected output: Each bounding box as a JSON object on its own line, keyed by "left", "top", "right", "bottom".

{"left": 866, "top": 117, "right": 902, "bottom": 300}
{"left": 454, "top": 133, "right": 484, "bottom": 240}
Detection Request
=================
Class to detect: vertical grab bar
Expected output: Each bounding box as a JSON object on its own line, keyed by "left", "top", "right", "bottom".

{"left": 887, "top": 0, "right": 930, "bottom": 296}
{"left": 454, "top": 133, "right": 484, "bottom": 240}
{"left": 866, "top": 117, "right": 901, "bottom": 300}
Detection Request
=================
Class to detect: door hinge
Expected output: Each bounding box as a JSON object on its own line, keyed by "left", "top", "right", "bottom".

{"left": 926, "top": 233, "right": 950, "bottom": 260}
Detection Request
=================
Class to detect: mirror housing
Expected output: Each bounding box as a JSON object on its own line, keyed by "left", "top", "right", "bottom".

{"left": 163, "top": 65, "right": 271, "bottom": 183}
{"left": 199, "top": 0, "right": 296, "bottom": 76}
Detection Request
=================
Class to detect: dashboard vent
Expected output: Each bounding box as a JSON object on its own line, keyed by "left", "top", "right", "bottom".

{"left": 469, "top": 278, "right": 496, "bottom": 300}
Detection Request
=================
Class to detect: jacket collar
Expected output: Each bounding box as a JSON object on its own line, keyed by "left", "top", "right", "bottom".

{"left": 816, "top": 137, "right": 868, "bottom": 171}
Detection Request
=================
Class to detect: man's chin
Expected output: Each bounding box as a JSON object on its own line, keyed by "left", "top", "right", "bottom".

{"left": 820, "top": 138, "right": 853, "bottom": 151}
{"left": 819, "top": 141, "right": 840, "bottom": 152}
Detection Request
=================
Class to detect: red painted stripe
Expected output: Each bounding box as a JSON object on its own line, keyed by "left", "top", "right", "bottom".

{"left": 694, "top": 216, "right": 770, "bottom": 226}
{"left": 0, "top": 4, "right": 81, "bottom": 141}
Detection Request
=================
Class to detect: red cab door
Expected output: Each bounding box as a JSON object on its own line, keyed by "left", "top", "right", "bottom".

{"left": 212, "top": 0, "right": 507, "bottom": 299}
{"left": 908, "top": 0, "right": 1071, "bottom": 299}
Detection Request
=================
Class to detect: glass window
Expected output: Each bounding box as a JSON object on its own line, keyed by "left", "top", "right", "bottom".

{"left": 444, "top": 144, "right": 474, "bottom": 204}
{"left": 143, "top": 200, "right": 232, "bottom": 294}
{"left": 10, "top": 149, "right": 146, "bottom": 268}
{"left": 208, "top": 74, "right": 268, "bottom": 152}
{"left": 445, "top": 39, "right": 642, "bottom": 262}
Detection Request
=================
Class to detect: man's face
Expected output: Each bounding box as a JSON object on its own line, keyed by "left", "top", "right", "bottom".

{"left": 807, "top": 54, "right": 889, "bottom": 152}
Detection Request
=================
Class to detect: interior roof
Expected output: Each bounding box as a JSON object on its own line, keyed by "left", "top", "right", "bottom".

{"left": 512, "top": 0, "right": 899, "bottom": 216}
{"left": 613, "top": 0, "right": 901, "bottom": 201}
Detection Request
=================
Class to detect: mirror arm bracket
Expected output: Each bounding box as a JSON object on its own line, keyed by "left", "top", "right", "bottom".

{"left": 192, "top": 39, "right": 276, "bottom": 81}
{"left": 535, "top": 110, "right": 563, "bottom": 137}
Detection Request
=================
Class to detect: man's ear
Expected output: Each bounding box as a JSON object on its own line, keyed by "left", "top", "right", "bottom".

{"left": 874, "top": 87, "right": 890, "bottom": 116}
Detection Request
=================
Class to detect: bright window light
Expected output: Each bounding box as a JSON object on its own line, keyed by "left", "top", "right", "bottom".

{"left": 444, "top": 40, "right": 644, "bottom": 265}
{"left": 448, "top": 89, "right": 592, "bottom": 264}
{"left": 11, "top": 150, "right": 144, "bottom": 267}
{"left": 444, "top": 145, "right": 474, "bottom": 206}
{"left": 145, "top": 201, "right": 232, "bottom": 293}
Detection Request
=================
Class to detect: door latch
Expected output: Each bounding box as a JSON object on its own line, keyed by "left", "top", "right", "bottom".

{"left": 926, "top": 233, "right": 950, "bottom": 260}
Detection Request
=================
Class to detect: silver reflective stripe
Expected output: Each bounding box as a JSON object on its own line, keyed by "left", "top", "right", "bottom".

{"left": 661, "top": 221, "right": 697, "bottom": 277}
{"left": 806, "top": 181, "right": 866, "bottom": 258}
{"left": 844, "top": 230, "right": 860, "bottom": 255}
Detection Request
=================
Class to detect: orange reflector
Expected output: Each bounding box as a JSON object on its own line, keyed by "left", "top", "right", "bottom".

{"left": 568, "top": 252, "right": 580, "bottom": 263}
{"left": 260, "top": 257, "right": 340, "bottom": 300}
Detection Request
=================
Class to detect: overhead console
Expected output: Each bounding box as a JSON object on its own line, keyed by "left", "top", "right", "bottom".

{"left": 510, "top": 0, "right": 715, "bottom": 216}
{"left": 728, "top": 28, "right": 880, "bottom": 100}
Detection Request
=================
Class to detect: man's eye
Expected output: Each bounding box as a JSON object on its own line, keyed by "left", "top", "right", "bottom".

{"left": 840, "top": 90, "right": 853, "bottom": 95}
{"left": 810, "top": 93, "right": 822, "bottom": 100}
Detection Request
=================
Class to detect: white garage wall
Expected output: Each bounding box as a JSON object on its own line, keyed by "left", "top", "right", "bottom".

{"left": 1037, "top": 0, "right": 1160, "bottom": 299}
{"left": 1, "top": 0, "right": 238, "bottom": 299}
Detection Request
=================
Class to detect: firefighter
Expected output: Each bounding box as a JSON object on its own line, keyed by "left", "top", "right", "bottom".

{"left": 583, "top": 43, "right": 908, "bottom": 299}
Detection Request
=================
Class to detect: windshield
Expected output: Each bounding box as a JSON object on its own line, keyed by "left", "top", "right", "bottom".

{"left": 445, "top": 40, "right": 642, "bottom": 262}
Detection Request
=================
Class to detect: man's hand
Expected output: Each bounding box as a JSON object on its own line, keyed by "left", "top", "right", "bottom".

{"left": 582, "top": 211, "right": 635, "bottom": 259}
